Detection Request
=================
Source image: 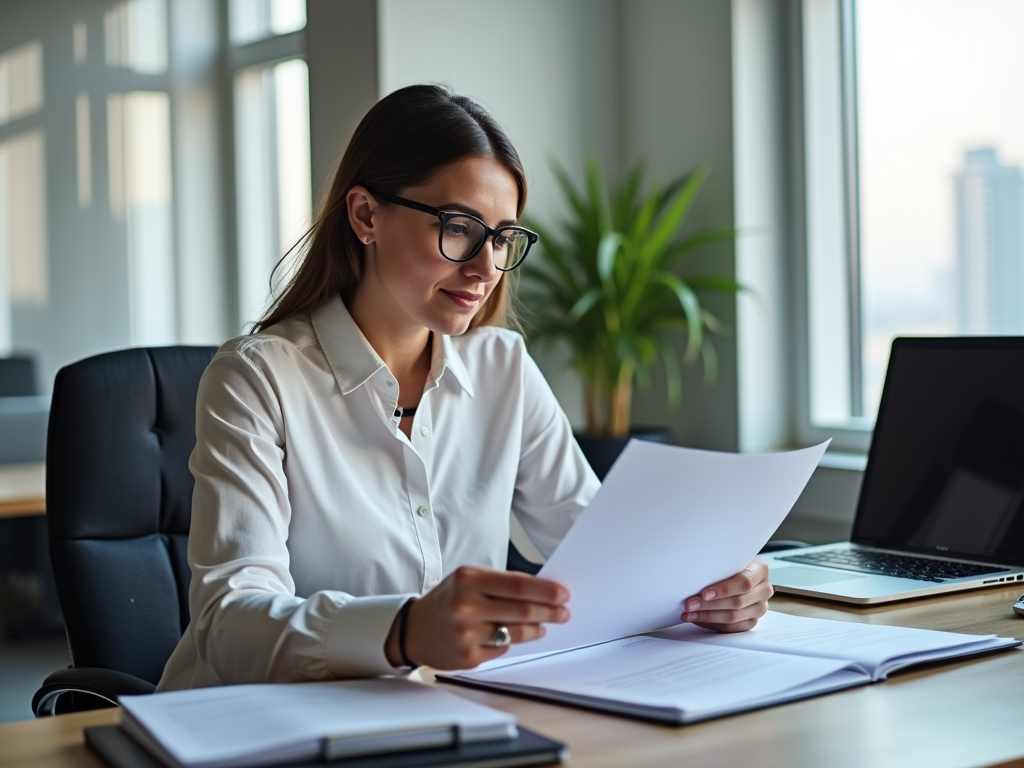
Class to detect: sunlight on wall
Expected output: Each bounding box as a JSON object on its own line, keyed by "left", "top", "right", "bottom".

{"left": 104, "top": 0, "right": 168, "bottom": 74}
{"left": 0, "top": 130, "right": 49, "bottom": 354}
{"left": 0, "top": 41, "right": 43, "bottom": 127}
{"left": 229, "top": 0, "right": 307, "bottom": 45}
{"left": 75, "top": 94, "right": 91, "bottom": 208}
{"left": 108, "top": 91, "right": 176, "bottom": 345}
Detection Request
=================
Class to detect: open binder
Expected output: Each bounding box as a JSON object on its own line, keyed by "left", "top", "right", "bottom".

{"left": 440, "top": 611, "right": 1020, "bottom": 724}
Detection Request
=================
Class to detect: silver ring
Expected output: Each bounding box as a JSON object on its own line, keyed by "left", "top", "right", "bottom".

{"left": 490, "top": 624, "right": 512, "bottom": 647}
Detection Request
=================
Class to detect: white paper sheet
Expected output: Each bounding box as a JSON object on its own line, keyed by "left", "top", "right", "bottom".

{"left": 502, "top": 440, "right": 829, "bottom": 660}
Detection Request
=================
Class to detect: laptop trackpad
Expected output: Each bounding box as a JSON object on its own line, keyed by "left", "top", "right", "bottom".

{"left": 772, "top": 566, "right": 868, "bottom": 587}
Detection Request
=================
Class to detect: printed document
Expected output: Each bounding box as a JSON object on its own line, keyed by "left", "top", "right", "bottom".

{"left": 502, "top": 440, "right": 830, "bottom": 659}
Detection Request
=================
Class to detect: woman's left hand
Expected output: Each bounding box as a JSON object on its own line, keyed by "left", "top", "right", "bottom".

{"left": 681, "top": 558, "right": 772, "bottom": 633}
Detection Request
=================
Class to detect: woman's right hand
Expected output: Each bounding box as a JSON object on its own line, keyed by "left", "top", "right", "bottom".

{"left": 385, "top": 566, "right": 571, "bottom": 670}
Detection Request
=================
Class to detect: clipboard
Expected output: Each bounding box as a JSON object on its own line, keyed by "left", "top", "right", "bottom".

{"left": 85, "top": 723, "right": 568, "bottom": 768}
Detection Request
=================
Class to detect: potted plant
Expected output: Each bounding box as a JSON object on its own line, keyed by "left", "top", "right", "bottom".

{"left": 518, "top": 158, "right": 742, "bottom": 478}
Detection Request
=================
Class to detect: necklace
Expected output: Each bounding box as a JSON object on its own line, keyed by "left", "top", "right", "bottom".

{"left": 394, "top": 333, "right": 430, "bottom": 421}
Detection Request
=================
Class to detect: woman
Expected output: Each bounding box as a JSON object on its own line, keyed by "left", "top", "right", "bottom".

{"left": 157, "top": 85, "right": 771, "bottom": 690}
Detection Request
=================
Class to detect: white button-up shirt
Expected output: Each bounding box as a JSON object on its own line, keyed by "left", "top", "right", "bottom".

{"left": 157, "top": 296, "right": 600, "bottom": 690}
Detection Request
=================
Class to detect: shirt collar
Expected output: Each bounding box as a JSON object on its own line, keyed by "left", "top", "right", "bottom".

{"left": 311, "top": 295, "right": 475, "bottom": 398}
{"left": 433, "top": 332, "right": 475, "bottom": 397}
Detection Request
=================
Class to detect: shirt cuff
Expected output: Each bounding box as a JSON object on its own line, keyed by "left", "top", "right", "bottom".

{"left": 325, "top": 593, "right": 416, "bottom": 678}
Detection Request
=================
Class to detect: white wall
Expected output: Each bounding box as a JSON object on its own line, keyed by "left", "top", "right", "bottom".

{"left": 170, "top": 0, "right": 231, "bottom": 346}
{"left": 377, "top": 0, "right": 622, "bottom": 427}
{"left": 733, "top": 0, "right": 794, "bottom": 452}
{"left": 377, "top": 0, "right": 777, "bottom": 453}
{"left": 619, "top": 0, "right": 741, "bottom": 451}
{"left": 0, "top": 0, "right": 134, "bottom": 391}
{"left": 0, "top": 0, "right": 233, "bottom": 393}
{"left": 307, "top": 0, "right": 380, "bottom": 200}
{"left": 378, "top": 0, "right": 621, "bottom": 221}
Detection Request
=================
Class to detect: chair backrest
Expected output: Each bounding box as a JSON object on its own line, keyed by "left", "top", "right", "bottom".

{"left": 46, "top": 346, "right": 216, "bottom": 685}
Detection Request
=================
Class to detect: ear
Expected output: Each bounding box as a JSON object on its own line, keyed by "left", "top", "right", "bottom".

{"left": 347, "top": 186, "right": 377, "bottom": 245}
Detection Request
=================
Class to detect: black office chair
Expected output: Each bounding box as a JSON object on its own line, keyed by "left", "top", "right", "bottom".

{"left": 32, "top": 346, "right": 216, "bottom": 716}
{"left": 32, "top": 344, "right": 540, "bottom": 715}
{"left": 0, "top": 353, "right": 47, "bottom": 464}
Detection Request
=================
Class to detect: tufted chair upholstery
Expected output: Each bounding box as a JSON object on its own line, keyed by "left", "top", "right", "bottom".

{"left": 32, "top": 346, "right": 216, "bottom": 715}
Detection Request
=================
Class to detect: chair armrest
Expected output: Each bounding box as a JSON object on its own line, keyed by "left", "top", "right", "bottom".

{"left": 33, "top": 667, "right": 156, "bottom": 717}
{"left": 506, "top": 542, "right": 542, "bottom": 575}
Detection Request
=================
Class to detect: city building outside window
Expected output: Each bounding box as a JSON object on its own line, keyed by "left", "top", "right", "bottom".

{"left": 800, "top": 0, "right": 1024, "bottom": 450}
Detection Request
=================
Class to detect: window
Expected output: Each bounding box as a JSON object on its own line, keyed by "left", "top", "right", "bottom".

{"left": 800, "top": 0, "right": 1024, "bottom": 449}
{"left": 228, "top": 0, "right": 311, "bottom": 329}
{"left": 104, "top": 0, "right": 168, "bottom": 74}
{"left": 229, "top": 0, "right": 306, "bottom": 46}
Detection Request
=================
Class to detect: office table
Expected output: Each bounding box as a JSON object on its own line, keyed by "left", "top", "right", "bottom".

{"left": 0, "top": 462, "right": 45, "bottom": 518}
{"left": 1, "top": 585, "right": 1022, "bottom": 768}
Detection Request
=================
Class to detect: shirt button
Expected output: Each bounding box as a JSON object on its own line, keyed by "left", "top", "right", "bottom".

{"left": 420, "top": 426, "right": 430, "bottom": 437}
{"left": 386, "top": 379, "right": 395, "bottom": 388}
{"left": 417, "top": 506, "right": 429, "bottom": 517}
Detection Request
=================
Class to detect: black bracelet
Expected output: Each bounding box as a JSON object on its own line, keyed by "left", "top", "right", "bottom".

{"left": 398, "top": 598, "right": 419, "bottom": 669}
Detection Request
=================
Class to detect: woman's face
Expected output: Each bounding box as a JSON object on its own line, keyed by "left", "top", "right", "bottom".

{"left": 351, "top": 155, "right": 519, "bottom": 339}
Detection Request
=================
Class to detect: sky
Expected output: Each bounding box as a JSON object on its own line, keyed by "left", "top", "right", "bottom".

{"left": 857, "top": 0, "right": 1024, "bottom": 308}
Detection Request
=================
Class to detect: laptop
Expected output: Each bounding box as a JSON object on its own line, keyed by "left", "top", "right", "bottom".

{"left": 762, "top": 337, "right": 1024, "bottom": 604}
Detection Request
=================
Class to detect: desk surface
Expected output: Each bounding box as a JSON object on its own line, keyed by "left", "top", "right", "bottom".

{"left": 0, "top": 462, "right": 45, "bottom": 518}
{"left": 2, "top": 586, "right": 1023, "bottom": 768}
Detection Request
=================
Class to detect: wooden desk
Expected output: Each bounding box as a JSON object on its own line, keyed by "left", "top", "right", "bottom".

{"left": 1, "top": 586, "right": 1022, "bottom": 768}
{"left": 0, "top": 462, "right": 45, "bottom": 518}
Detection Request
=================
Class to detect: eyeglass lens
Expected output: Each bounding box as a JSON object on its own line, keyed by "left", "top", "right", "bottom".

{"left": 441, "top": 216, "right": 530, "bottom": 270}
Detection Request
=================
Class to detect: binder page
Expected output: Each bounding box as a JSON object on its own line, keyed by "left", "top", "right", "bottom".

{"left": 504, "top": 441, "right": 829, "bottom": 659}
{"left": 462, "top": 633, "right": 861, "bottom": 718}
{"left": 657, "top": 610, "right": 1019, "bottom": 680}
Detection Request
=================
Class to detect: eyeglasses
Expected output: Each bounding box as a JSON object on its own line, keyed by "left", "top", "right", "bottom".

{"left": 372, "top": 191, "right": 538, "bottom": 272}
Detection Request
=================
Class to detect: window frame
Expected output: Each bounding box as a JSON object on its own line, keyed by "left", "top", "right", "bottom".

{"left": 794, "top": 0, "right": 873, "bottom": 454}
{"left": 222, "top": 0, "right": 308, "bottom": 331}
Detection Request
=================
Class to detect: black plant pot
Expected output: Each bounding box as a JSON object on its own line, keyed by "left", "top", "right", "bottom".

{"left": 574, "top": 428, "right": 673, "bottom": 481}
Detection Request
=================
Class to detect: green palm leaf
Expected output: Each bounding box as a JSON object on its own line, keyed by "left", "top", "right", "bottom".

{"left": 520, "top": 157, "right": 742, "bottom": 436}
{"left": 652, "top": 271, "right": 703, "bottom": 362}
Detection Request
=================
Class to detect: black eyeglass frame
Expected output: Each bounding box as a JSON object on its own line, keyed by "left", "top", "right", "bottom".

{"left": 371, "top": 191, "right": 538, "bottom": 271}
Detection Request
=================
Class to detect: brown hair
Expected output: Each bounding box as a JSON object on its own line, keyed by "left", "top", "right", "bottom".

{"left": 254, "top": 84, "right": 526, "bottom": 333}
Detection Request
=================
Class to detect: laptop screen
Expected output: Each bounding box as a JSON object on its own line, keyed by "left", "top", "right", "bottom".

{"left": 852, "top": 337, "right": 1024, "bottom": 565}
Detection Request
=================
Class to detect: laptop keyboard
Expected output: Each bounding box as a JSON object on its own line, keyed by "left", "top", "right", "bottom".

{"left": 777, "top": 549, "right": 1012, "bottom": 582}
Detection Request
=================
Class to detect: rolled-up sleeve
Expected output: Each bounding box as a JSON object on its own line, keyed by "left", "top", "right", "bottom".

{"left": 186, "top": 349, "right": 407, "bottom": 684}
